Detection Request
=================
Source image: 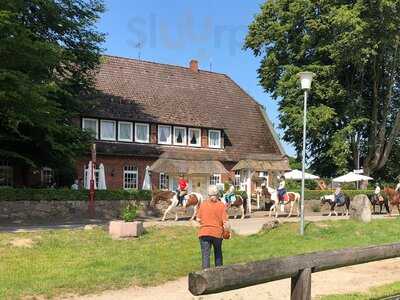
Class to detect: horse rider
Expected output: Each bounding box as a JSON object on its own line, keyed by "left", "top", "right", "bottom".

{"left": 334, "top": 184, "right": 344, "bottom": 204}
{"left": 277, "top": 175, "right": 287, "bottom": 203}
{"left": 223, "top": 185, "right": 236, "bottom": 207}
{"left": 374, "top": 183, "right": 383, "bottom": 202}
{"left": 177, "top": 175, "right": 188, "bottom": 206}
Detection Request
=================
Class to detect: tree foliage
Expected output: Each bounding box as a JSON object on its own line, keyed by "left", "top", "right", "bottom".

{"left": 245, "top": 0, "right": 400, "bottom": 179}
{"left": 0, "top": 0, "right": 105, "bottom": 170}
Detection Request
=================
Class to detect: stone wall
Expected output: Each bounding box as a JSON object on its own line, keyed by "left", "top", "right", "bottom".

{"left": 0, "top": 200, "right": 156, "bottom": 224}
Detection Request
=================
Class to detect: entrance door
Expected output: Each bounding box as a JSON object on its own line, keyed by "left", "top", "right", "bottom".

{"left": 190, "top": 176, "right": 208, "bottom": 198}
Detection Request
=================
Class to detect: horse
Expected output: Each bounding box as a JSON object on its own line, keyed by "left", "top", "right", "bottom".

{"left": 150, "top": 190, "right": 203, "bottom": 221}
{"left": 383, "top": 187, "right": 400, "bottom": 215}
{"left": 368, "top": 194, "right": 390, "bottom": 215}
{"left": 265, "top": 186, "right": 300, "bottom": 218}
{"left": 320, "top": 194, "right": 350, "bottom": 217}
{"left": 221, "top": 193, "right": 246, "bottom": 219}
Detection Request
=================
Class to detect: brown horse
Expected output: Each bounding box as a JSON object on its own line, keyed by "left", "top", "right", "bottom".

{"left": 150, "top": 190, "right": 203, "bottom": 221}
{"left": 221, "top": 194, "right": 247, "bottom": 219}
{"left": 383, "top": 187, "right": 400, "bottom": 215}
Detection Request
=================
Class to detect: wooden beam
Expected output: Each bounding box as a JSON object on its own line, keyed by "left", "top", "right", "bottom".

{"left": 188, "top": 243, "right": 400, "bottom": 295}
{"left": 291, "top": 268, "right": 311, "bottom": 300}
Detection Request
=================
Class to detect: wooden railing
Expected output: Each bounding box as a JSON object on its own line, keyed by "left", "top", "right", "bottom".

{"left": 188, "top": 243, "right": 400, "bottom": 300}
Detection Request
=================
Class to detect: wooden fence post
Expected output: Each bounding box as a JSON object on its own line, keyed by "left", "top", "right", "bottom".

{"left": 291, "top": 268, "right": 311, "bottom": 300}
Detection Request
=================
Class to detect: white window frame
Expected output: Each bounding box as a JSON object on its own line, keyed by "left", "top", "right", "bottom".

{"left": 100, "top": 120, "right": 116, "bottom": 141}
{"left": 118, "top": 121, "right": 133, "bottom": 142}
{"left": 159, "top": 172, "right": 169, "bottom": 190}
{"left": 158, "top": 125, "right": 172, "bottom": 145}
{"left": 123, "top": 166, "right": 138, "bottom": 190}
{"left": 208, "top": 129, "right": 221, "bottom": 148}
{"left": 41, "top": 167, "right": 53, "bottom": 187}
{"left": 135, "top": 123, "right": 150, "bottom": 143}
{"left": 209, "top": 174, "right": 221, "bottom": 185}
{"left": 234, "top": 170, "right": 241, "bottom": 187}
{"left": 173, "top": 126, "right": 187, "bottom": 146}
{"left": 82, "top": 118, "right": 98, "bottom": 139}
{"left": 259, "top": 171, "right": 268, "bottom": 178}
{"left": 188, "top": 128, "right": 201, "bottom": 147}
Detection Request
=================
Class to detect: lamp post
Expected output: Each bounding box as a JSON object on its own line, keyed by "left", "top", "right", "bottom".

{"left": 297, "top": 71, "right": 315, "bottom": 236}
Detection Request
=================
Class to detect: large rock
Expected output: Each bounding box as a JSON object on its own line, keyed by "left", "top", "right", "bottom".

{"left": 350, "top": 194, "right": 372, "bottom": 223}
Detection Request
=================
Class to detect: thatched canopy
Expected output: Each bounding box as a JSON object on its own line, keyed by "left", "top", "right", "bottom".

{"left": 232, "top": 159, "right": 290, "bottom": 172}
{"left": 149, "top": 159, "right": 229, "bottom": 175}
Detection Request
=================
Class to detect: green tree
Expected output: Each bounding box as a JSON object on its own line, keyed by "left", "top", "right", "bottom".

{"left": 0, "top": 0, "right": 104, "bottom": 176}
{"left": 245, "top": 0, "right": 400, "bottom": 179}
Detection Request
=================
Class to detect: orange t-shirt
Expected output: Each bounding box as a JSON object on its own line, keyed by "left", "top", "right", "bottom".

{"left": 197, "top": 198, "right": 228, "bottom": 238}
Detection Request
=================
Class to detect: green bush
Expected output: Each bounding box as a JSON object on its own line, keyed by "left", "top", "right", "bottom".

{"left": 0, "top": 188, "right": 152, "bottom": 202}
{"left": 289, "top": 189, "right": 374, "bottom": 200}
{"left": 121, "top": 202, "right": 137, "bottom": 222}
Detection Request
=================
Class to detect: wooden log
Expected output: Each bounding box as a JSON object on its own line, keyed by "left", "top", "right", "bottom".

{"left": 291, "top": 268, "right": 311, "bottom": 300}
{"left": 188, "top": 242, "right": 400, "bottom": 295}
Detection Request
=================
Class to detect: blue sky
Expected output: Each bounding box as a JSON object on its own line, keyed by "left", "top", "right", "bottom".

{"left": 96, "top": 0, "right": 295, "bottom": 156}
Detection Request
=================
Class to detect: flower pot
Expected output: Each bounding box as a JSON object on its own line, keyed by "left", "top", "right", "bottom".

{"left": 109, "top": 220, "right": 144, "bottom": 238}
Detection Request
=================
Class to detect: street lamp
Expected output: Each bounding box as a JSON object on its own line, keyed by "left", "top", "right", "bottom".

{"left": 297, "top": 71, "right": 315, "bottom": 236}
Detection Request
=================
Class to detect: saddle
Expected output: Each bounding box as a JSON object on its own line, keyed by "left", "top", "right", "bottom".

{"left": 278, "top": 193, "right": 289, "bottom": 203}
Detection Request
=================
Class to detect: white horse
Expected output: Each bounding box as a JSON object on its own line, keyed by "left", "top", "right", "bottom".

{"left": 150, "top": 191, "right": 203, "bottom": 221}
{"left": 266, "top": 186, "right": 300, "bottom": 218}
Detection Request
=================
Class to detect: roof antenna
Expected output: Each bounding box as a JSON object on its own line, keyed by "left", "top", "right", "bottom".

{"left": 209, "top": 58, "right": 213, "bottom": 71}
{"left": 134, "top": 42, "right": 143, "bottom": 60}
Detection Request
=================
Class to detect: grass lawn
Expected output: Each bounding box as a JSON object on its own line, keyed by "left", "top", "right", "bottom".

{"left": 320, "top": 281, "right": 400, "bottom": 299}
{"left": 1, "top": 219, "right": 400, "bottom": 299}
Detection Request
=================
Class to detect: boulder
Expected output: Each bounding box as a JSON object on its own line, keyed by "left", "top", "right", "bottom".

{"left": 262, "top": 219, "right": 280, "bottom": 232}
{"left": 350, "top": 194, "right": 372, "bottom": 223}
{"left": 109, "top": 220, "right": 144, "bottom": 238}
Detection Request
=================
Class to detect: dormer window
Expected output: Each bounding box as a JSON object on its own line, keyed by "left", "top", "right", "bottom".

{"left": 173, "top": 127, "right": 187, "bottom": 145}
{"left": 208, "top": 129, "right": 221, "bottom": 148}
{"left": 135, "top": 123, "right": 149, "bottom": 143}
{"left": 188, "top": 128, "right": 201, "bottom": 147}
{"left": 100, "top": 120, "right": 116, "bottom": 141}
{"left": 82, "top": 118, "right": 98, "bottom": 139}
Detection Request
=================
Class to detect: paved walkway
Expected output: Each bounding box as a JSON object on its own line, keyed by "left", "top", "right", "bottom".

{"left": 63, "top": 258, "right": 400, "bottom": 300}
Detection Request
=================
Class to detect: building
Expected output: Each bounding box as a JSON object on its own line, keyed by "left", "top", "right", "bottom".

{"left": 1, "top": 55, "right": 290, "bottom": 209}
{"left": 76, "top": 55, "right": 289, "bottom": 207}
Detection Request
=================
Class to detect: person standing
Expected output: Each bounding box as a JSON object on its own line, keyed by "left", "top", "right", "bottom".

{"left": 177, "top": 175, "right": 188, "bottom": 206}
{"left": 196, "top": 185, "right": 228, "bottom": 269}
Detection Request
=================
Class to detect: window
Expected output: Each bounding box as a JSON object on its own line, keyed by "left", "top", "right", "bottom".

{"left": 100, "top": 120, "right": 116, "bottom": 141}
{"left": 123, "top": 165, "right": 138, "bottom": 189}
{"left": 259, "top": 171, "right": 268, "bottom": 178}
{"left": 82, "top": 118, "right": 98, "bottom": 139}
{"left": 159, "top": 172, "right": 169, "bottom": 190}
{"left": 135, "top": 123, "right": 149, "bottom": 143}
{"left": 209, "top": 174, "right": 221, "bottom": 185}
{"left": 0, "top": 162, "right": 13, "bottom": 187}
{"left": 41, "top": 167, "right": 53, "bottom": 187}
{"left": 118, "top": 121, "right": 133, "bottom": 142}
{"left": 188, "top": 128, "right": 201, "bottom": 147}
{"left": 158, "top": 125, "right": 172, "bottom": 144}
{"left": 173, "top": 127, "right": 187, "bottom": 145}
{"left": 234, "top": 170, "right": 241, "bottom": 187}
{"left": 208, "top": 130, "right": 221, "bottom": 148}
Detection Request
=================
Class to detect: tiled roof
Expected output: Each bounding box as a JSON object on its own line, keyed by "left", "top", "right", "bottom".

{"left": 86, "top": 55, "right": 285, "bottom": 161}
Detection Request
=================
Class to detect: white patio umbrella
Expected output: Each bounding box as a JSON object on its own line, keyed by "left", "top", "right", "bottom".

{"left": 284, "top": 169, "right": 320, "bottom": 180}
{"left": 85, "top": 161, "right": 97, "bottom": 190}
{"left": 142, "top": 166, "right": 152, "bottom": 190}
{"left": 97, "top": 163, "right": 107, "bottom": 190}
{"left": 333, "top": 172, "right": 373, "bottom": 183}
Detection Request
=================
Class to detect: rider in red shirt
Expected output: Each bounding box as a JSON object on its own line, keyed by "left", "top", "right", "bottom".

{"left": 177, "top": 175, "right": 188, "bottom": 206}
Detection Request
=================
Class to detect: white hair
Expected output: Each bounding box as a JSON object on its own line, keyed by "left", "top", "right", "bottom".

{"left": 208, "top": 185, "right": 219, "bottom": 196}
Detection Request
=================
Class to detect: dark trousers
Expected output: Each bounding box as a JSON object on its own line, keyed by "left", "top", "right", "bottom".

{"left": 199, "top": 236, "right": 223, "bottom": 269}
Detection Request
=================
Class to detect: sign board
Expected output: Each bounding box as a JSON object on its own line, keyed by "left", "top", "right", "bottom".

{"left": 353, "top": 169, "right": 364, "bottom": 174}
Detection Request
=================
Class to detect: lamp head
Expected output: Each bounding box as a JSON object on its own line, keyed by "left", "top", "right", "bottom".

{"left": 297, "top": 71, "right": 316, "bottom": 90}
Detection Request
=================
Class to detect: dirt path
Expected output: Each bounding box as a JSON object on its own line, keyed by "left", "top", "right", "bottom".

{"left": 64, "top": 258, "right": 400, "bottom": 300}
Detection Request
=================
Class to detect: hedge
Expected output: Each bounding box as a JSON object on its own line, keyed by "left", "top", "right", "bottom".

{"left": 0, "top": 188, "right": 152, "bottom": 202}
{"left": 290, "top": 189, "right": 374, "bottom": 200}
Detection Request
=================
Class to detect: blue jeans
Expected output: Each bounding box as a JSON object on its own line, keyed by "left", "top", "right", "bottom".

{"left": 199, "top": 236, "right": 223, "bottom": 269}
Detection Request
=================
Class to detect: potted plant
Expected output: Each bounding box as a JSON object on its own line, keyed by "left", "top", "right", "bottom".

{"left": 109, "top": 201, "right": 144, "bottom": 238}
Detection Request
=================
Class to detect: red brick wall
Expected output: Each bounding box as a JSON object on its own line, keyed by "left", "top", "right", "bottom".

{"left": 150, "top": 124, "right": 157, "bottom": 144}
{"left": 201, "top": 129, "right": 208, "bottom": 148}
{"left": 76, "top": 155, "right": 158, "bottom": 190}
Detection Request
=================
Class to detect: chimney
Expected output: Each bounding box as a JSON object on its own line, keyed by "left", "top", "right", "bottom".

{"left": 189, "top": 59, "right": 199, "bottom": 72}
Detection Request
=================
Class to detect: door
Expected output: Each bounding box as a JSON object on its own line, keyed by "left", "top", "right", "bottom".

{"left": 190, "top": 176, "right": 208, "bottom": 198}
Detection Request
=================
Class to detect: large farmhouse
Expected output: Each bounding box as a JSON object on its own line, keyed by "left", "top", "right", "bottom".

{"left": 76, "top": 55, "right": 289, "bottom": 201}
